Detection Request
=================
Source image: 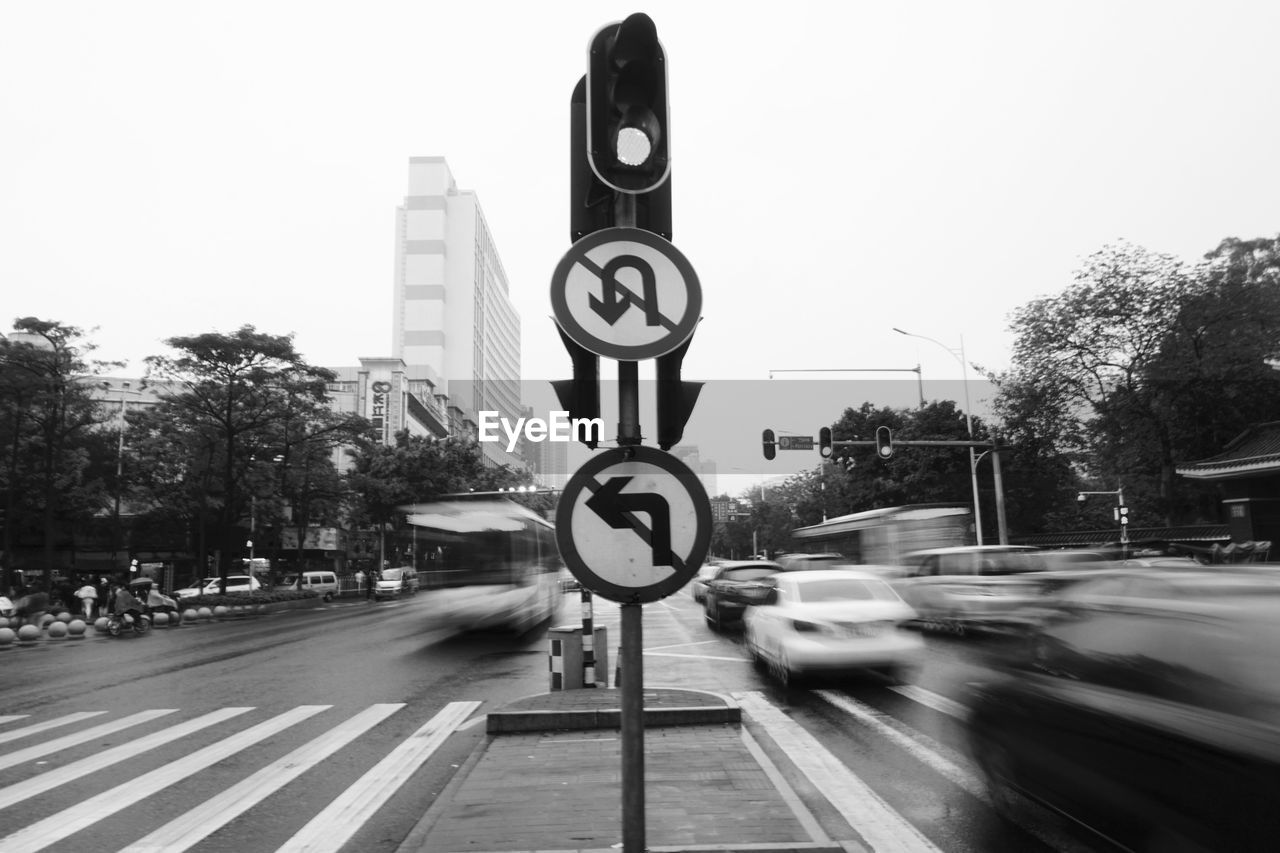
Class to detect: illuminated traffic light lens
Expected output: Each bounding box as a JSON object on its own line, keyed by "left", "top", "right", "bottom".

{"left": 616, "top": 127, "right": 652, "bottom": 166}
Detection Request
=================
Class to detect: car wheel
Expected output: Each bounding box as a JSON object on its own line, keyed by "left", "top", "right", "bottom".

{"left": 704, "top": 598, "right": 721, "bottom": 631}
{"left": 106, "top": 620, "right": 121, "bottom": 637}
{"left": 976, "top": 739, "right": 1020, "bottom": 820}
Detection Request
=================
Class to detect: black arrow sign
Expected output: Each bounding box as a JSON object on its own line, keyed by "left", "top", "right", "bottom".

{"left": 584, "top": 475, "right": 674, "bottom": 566}
{"left": 588, "top": 255, "right": 661, "bottom": 326}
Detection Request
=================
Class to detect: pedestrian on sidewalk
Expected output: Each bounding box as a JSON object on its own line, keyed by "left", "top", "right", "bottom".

{"left": 75, "top": 581, "right": 99, "bottom": 620}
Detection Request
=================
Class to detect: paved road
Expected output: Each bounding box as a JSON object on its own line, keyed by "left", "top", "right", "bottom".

{"left": 0, "top": 588, "right": 1112, "bottom": 852}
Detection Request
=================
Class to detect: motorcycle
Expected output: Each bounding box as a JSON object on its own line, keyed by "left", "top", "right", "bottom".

{"left": 105, "top": 609, "right": 151, "bottom": 637}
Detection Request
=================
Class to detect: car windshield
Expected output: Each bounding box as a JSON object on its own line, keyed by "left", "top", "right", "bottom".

{"left": 796, "top": 578, "right": 900, "bottom": 603}
{"left": 381, "top": 569, "right": 404, "bottom": 580}
{"left": 722, "top": 567, "right": 776, "bottom": 582}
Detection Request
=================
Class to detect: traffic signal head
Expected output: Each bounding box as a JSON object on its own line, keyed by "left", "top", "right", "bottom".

{"left": 819, "top": 427, "right": 833, "bottom": 459}
{"left": 587, "top": 13, "right": 670, "bottom": 194}
{"left": 875, "top": 426, "right": 893, "bottom": 460}
{"left": 655, "top": 334, "right": 702, "bottom": 451}
{"left": 550, "top": 322, "right": 601, "bottom": 449}
{"left": 1117, "top": 505, "right": 1130, "bottom": 525}
{"left": 762, "top": 429, "right": 776, "bottom": 461}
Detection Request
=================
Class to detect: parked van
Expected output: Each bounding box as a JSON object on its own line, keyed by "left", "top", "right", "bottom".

{"left": 374, "top": 566, "right": 419, "bottom": 600}
{"left": 279, "top": 571, "right": 339, "bottom": 601}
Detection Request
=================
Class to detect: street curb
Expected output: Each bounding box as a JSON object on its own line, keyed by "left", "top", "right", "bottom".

{"left": 486, "top": 704, "right": 741, "bottom": 733}
{"left": 394, "top": 726, "right": 491, "bottom": 853}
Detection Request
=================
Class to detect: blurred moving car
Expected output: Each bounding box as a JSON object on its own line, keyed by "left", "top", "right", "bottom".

{"left": 690, "top": 562, "right": 721, "bottom": 603}
{"left": 967, "top": 567, "right": 1280, "bottom": 852}
{"left": 276, "top": 570, "right": 339, "bottom": 601}
{"left": 703, "top": 560, "right": 784, "bottom": 630}
{"left": 893, "top": 545, "right": 1048, "bottom": 634}
{"left": 743, "top": 570, "right": 923, "bottom": 686}
{"left": 774, "top": 552, "right": 850, "bottom": 571}
{"left": 374, "top": 566, "right": 419, "bottom": 600}
{"left": 174, "top": 575, "right": 262, "bottom": 599}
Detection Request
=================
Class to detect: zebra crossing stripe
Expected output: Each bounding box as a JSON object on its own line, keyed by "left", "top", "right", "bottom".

{"left": 0, "top": 707, "right": 255, "bottom": 811}
{"left": 120, "top": 703, "right": 406, "bottom": 853}
{"left": 0, "top": 715, "right": 30, "bottom": 727}
{"left": 734, "top": 691, "right": 944, "bottom": 853}
{"left": 0, "top": 704, "right": 331, "bottom": 853}
{"left": 276, "top": 700, "right": 482, "bottom": 853}
{"left": 0, "top": 711, "right": 106, "bottom": 746}
{"left": 0, "top": 708, "right": 177, "bottom": 772}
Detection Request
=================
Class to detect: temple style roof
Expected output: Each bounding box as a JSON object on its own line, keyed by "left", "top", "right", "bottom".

{"left": 1176, "top": 422, "right": 1280, "bottom": 481}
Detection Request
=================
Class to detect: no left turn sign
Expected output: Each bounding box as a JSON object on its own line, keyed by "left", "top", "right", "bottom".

{"left": 556, "top": 446, "right": 711, "bottom": 604}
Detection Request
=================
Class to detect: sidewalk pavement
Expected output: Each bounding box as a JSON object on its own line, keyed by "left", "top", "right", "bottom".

{"left": 398, "top": 686, "right": 856, "bottom": 853}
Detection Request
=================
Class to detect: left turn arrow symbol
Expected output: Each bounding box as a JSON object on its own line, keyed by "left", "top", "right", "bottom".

{"left": 584, "top": 476, "right": 674, "bottom": 566}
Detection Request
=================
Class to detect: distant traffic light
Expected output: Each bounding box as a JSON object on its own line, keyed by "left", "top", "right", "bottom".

{"left": 1116, "top": 505, "right": 1130, "bottom": 526}
{"left": 762, "top": 429, "right": 776, "bottom": 461}
{"left": 819, "top": 427, "right": 832, "bottom": 458}
{"left": 875, "top": 426, "right": 893, "bottom": 460}
{"left": 587, "top": 13, "right": 670, "bottom": 194}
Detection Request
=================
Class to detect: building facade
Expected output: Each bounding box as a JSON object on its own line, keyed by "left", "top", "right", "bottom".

{"left": 391, "top": 156, "right": 524, "bottom": 468}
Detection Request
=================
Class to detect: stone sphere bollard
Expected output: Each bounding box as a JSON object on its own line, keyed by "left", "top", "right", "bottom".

{"left": 94, "top": 616, "right": 109, "bottom": 632}
{"left": 213, "top": 605, "right": 229, "bottom": 619}
{"left": 17, "top": 624, "right": 41, "bottom": 644}
{"left": 182, "top": 608, "right": 199, "bottom": 625}
{"left": 0, "top": 617, "right": 9, "bottom": 630}
{"left": 152, "top": 611, "right": 169, "bottom": 627}
{"left": 56, "top": 611, "right": 73, "bottom": 623}
{"left": 0, "top": 627, "right": 15, "bottom": 647}
{"left": 67, "top": 619, "right": 87, "bottom": 638}
{"left": 46, "top": 620, "right": 69, "bottom": 639}
{"left": 38, "top": 614, "right": 55, "bottom": 630}
{"left": 197, "top": 606, "right": 213, "bottom": 622}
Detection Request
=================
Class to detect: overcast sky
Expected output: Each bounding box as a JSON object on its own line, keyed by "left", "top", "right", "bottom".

{"left": 4, "top": 1, "right": 1278, "bottom": 482}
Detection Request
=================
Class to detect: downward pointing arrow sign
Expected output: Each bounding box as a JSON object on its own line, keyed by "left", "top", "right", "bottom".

{"left": 585, "top": 476, "right": 674, "bottom": 567}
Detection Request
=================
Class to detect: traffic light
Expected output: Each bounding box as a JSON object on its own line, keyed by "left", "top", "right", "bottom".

{"left": 587, "top": 13, "right": 671, "bottom": 194}
{"left": 571, "top": 77, "right": 672, "bottom": 242}
{"left": 1116, "top": 505, "right": 1130, "bottom": 526}
{"left": 656, "top": 335, "right": 702, "bottom": 451}
{"left": 875, "top": 426, "right": 893, "bottom": 460}
{"left": 762, "top": 429, "right": 776, "bottom": 461}
{"left": 819, "top": 427, "right": 833, "bottom": 458}
{"left": 551, "top": 323, "right": 601, "bottom": 449}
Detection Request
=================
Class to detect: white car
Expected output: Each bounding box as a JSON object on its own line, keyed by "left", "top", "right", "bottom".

{"left": 743, "top": 569, "right": 924, "bottom": 686}
{"left": 175, "top": 575, "right": 262, "bottom": 599}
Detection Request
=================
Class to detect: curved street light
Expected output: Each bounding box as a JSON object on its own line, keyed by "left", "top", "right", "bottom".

{"left": 892, "top": 328, "right": 988, "bottom": 545}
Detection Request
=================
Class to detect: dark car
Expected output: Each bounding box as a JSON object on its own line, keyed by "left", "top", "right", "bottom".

{"left": 703, "top": 560, "right": 784, "bottom": 630}
{"left": 966, "top": 568, "right": 1280, "bottom": 852}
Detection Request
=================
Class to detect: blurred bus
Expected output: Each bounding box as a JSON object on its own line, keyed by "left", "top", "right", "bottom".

{"left": 401, "top": 499, "right": 563, "bottom": 632}
{"left": 790, "top": 504, "right": 971, "bottom": 567}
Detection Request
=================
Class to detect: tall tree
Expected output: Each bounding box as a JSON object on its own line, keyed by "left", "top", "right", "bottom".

{"left": 143, "top": 326, "right": 341, "bottom": 587}
{"left": 0, "top": 318, "right": 114, "bottom": 592}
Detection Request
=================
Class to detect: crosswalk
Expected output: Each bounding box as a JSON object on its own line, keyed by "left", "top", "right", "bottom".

{"left": 0, "top": 683, "right": 1096, "bottom": 853}
{"left": 0, "top": 701, "right": 480, "bottom": 853}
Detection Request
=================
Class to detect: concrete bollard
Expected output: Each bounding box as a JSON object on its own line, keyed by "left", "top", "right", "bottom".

{"left": 182, "top": 608, "right": 199, "bottom": 625}
{"left": 17, "top": 624, "right": 41, "bottom": 645}
{"left": 67, "top": 619, "right": 87, "bottom": 639}
{"left": 46, "top": 621, "right": 69, "bottom": 640}
{"left": 197, "top": 606, "right": 213, "bottom": 622}
{"left": 0, "top": 627, "right": 15, "bottom": 647}
{"left": 152, "top": 611, "right": 170, "bottom": 627}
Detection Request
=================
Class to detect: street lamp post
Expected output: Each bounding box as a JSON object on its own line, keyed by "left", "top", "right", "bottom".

{"left": 102, "top": 381, "right": 141, "bottom": 577}
{"left": 893, "top": 328, "right": 987, "bottom": 545}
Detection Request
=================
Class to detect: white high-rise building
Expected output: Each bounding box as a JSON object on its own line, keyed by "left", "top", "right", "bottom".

{"left": 392, "top": 156, "right": 524, "bottom": 466}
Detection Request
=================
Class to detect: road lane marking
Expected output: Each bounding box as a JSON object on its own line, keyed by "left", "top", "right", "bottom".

{"left": 0, "top": 707, "right": 254, "bottom": 811}
{"left": 0, "top": 711, "right": 106, "bottom": 746}
{"left": 888, "top": 684, "right": 968, "bottom": 720}
{"left": 276, "top": 701, "right": 481, "bottom": 853}
{"left": 644, "top": 639, "right": 721, "bottom": 651}
{"left": 0, "top": 705, "right": 331, "bottom": 853}
{"left": 0, "top": 709, "right": 176, "bottom": 771}
{"left": 120, "top": 703, "right": 405, "bottom": 853}
{"left": 734, "top": 691, "right": 944, "bottom": 853}
{"left": 0, "top": 716, "right": 29, "bottom": 727}
{"left": 815, "top": 691, "right": 987, "bottom": 802}
{"left": 817, "top": 690, "right": 1083, "bottom": 853}
{"left": 643, "top": 651, "right": 752, "bottom": 662}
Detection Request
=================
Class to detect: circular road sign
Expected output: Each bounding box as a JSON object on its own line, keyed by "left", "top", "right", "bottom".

{"left": 550, "top": 227, "right": 701, "bottom": 361}
{"left": 556, "top": 446, "right": 711, "bottom": 604}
